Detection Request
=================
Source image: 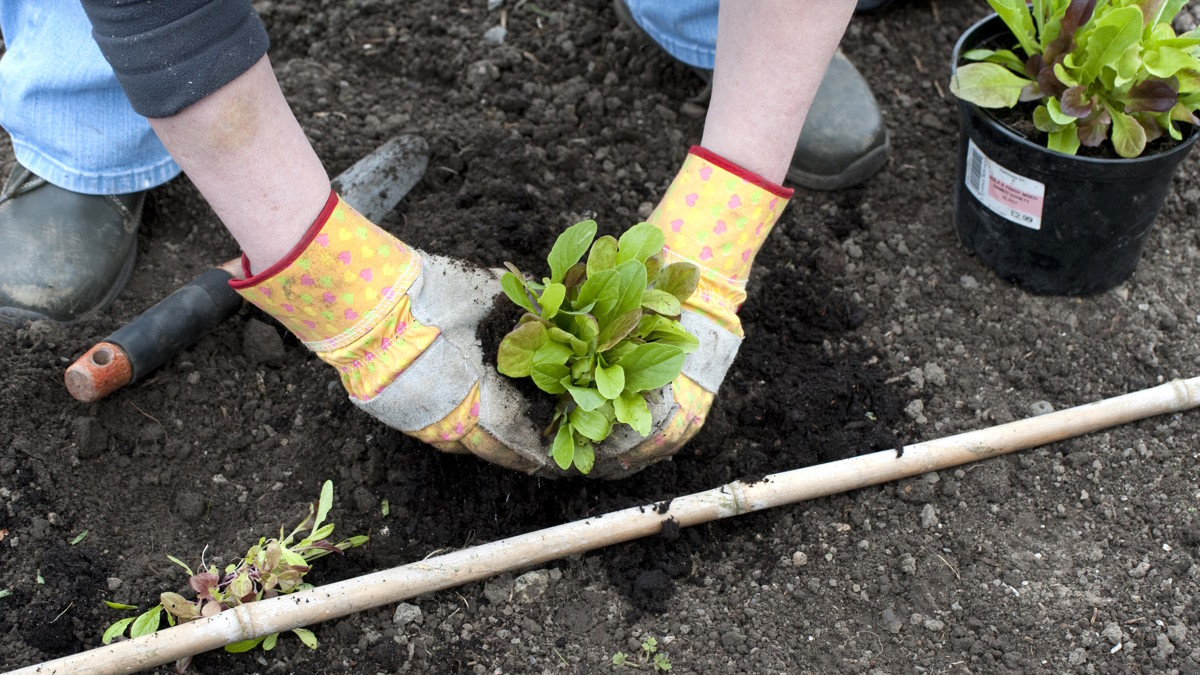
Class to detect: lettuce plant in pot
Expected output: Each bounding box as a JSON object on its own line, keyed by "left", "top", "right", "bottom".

{"left": 949, "top": 0, "right": 1200, "bottom": 294}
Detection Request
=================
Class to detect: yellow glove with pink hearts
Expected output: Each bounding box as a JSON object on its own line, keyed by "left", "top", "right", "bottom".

{"left": 615, "top": 146, "right": 793, "bottom": 467}
{"left": 231, "top": 191, "right": 548, "bottom": 473}
{"left": 227, "top": 191, "right": 701, "bottom": 478}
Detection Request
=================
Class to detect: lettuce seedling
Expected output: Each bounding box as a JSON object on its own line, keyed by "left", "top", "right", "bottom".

{"left": 498, "top": 220, "right": 699, "bottom": 474}
{"left": 102, "top": 481, "right": 367, "bottom": 671}
{"left": 950, "top": 0, "right": 1200, "bottom": 157}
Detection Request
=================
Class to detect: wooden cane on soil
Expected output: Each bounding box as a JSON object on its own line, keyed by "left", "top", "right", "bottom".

{"left": 11, "top": 376, "right": 1200, "bottom": 675}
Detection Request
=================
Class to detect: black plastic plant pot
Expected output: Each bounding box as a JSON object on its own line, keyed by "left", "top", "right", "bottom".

{"left": 951, "top": 14, "right": 1198, "bottom": 296}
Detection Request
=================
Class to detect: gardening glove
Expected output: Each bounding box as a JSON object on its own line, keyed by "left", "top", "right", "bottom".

{"left": 613, "top": 146, "right": 793, "bottom": 467}
{"left": 230, "top": 191, "right": 538, "bottom": 472}
{"left": 229, "top": 191, "right": 678, "bottom": 477}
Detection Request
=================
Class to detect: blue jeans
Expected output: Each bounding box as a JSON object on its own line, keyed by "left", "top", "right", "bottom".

{"left": 623, "top": 0, "right": 718, "bottom": 70}
{"left": 0, "top": 0, "right": 179, "bottom": 195}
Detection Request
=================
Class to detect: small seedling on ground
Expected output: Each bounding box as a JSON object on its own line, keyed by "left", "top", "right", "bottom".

{"left": 498, "top": 220, "right": 699, "bottom": 473}
{"left": 612, "top": 635, "right": 672, "bottom": 671}
{"left": 102, "top": 480, "right": 367, "bottom": 671}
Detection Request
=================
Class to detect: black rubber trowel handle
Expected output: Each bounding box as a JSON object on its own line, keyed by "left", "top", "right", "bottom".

{"left": 65, "top": 266, "right": 244, "bottom": 402}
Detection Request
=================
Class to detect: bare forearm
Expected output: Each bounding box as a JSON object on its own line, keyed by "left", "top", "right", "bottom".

{"left": 702, "top": 0, "right": 857, "bottom": 182}
{"left": 147, "top": 56, "right": 330, "bottom": 273}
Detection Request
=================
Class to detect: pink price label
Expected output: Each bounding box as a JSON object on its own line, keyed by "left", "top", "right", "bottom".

{"left": 965, "top": 140, "right": 1045, "bottom": 230}
{"left": 987, "top": 177, "right": 1044, "bottom": 218}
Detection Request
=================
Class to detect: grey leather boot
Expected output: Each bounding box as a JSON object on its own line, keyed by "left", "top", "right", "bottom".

{"left": 613, "top": 0, "right": 890, "bottom": 191}
{"left": 0, "top": 162, "right": 144, "bottom": 324}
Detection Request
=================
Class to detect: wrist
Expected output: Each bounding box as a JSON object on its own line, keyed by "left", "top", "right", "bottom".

{"left": 646, "top": 147, "right": 792, "bottom": 333}
{"left": 230, "top": 192, "right": 439, "bottom": 399}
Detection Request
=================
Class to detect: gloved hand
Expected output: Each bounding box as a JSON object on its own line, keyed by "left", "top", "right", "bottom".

{"left": 229, "top": 191, "right": 681, "bottom": 477}
{"left": 613, "top": 146, "right": 794, "bottom": 466}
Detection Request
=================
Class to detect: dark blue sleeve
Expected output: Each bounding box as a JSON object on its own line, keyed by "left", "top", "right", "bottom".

{"left": 79, "top": 0, "right": 270, "bottom": 118}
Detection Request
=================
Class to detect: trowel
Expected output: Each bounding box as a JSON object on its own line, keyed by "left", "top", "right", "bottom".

{"left": 64, "top": 135, "right": 429, "bottom": 402}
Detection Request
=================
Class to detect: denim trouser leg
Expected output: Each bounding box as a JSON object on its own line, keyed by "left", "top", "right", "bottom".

{"left": 0, "top": 0, "right": 180, "bottom": 195}
{"left": 622, "top": 0, "right": 719, "bottom": 70}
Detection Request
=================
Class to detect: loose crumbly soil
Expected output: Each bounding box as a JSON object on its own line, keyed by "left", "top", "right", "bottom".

{"left": 4, "top": 2, "right": 1200, "bottom": 673}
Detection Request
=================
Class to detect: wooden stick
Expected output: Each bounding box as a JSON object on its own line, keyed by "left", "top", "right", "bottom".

{"left": 12, "top": 377, "right": 1199, "bottom": 675}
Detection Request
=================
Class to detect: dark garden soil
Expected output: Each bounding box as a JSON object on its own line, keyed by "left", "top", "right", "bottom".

{"left": 4, "top": 1, "right": 1200, "bottom": 673}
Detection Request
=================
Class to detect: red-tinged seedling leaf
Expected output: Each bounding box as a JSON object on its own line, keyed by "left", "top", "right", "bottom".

{"left": 1024, "top": 52, "right": 1043, "bottom": 79}
{"left": 1126, "top": 78, "right": 1178, "bottom": 112}
{"left": 655, "top": 262, "right": 700, "bottom": 303}
{"left": 641, "top": 289, "right": 682, "bottom": 317}
{"left": 277, "top": 569, "right": 303, "bottom": 592}
{"left": 562, "top": 263, "right": 587, "bottom": 295}
{"left": 643, "top": 254, "right": 664, "bottom": 284}
{"left": 1037, "top": 64, "right": 1067, "bottom": 98}
{"left": 189, "top": 571, "right": 220, "bottom": 599}
{"left": 229, "top": 573, "right": 255, "bottom": 602}
{"left": 201, "top": 600, "right": 223, "bottom": 617}
{"left": 596, "top": 309, "right": 642, "bottom": 352}
{"left": 547, "top": 326, "right": 588, "bottom": 356}
{"left": 1133, "top": 112, "right": 1165, "bottom": 143}
{"left": 1077, "top": 116, "right": 1111, "bottom": 146}
{"left": 1060, "top": 85, "right": 1094, "bottom": 117}
{"left": 264, "top": 542, "right": 282, "bottom": 572}
{"left": 1061, "top": 0, "right": 1098, "bottom": 39}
